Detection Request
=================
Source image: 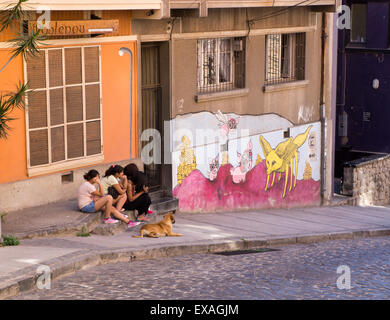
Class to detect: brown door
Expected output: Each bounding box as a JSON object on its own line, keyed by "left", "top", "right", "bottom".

{"left": 141, "top": 44, "right": 162, "bottom": 190}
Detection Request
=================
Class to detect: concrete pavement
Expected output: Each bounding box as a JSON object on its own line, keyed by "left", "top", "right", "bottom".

{"left": 1, "top": 204, "right": 390, "bottom": 299}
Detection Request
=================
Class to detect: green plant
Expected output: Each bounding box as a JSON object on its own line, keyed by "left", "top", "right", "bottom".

{"left": 0, "top": 211, "right": 8, "bottom": 223}
{"left": 2, "top": 235, "right": 20, "bottom": 246}
{"left": 77, "top": 226, "right": 90, "bottom": 237}
{"left": 0, "top": 0, "right": 46, "bottom": 139}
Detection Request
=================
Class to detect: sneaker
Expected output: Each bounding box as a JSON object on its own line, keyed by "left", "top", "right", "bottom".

{"left": 104, "top": 218, "right": 119, "bottom": 224}
{"left": 127, "top": 221, "right": 140, "bottom": 228}
{"left": 147, "top": 210, "right": 154, "bottom": 214}
{"left": 136, "top": 216, "right": 149, "bottom": 222}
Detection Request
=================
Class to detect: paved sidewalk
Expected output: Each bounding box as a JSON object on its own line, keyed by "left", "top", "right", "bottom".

{"left": 1, "top": 204, "right": 390, "bottom": 299}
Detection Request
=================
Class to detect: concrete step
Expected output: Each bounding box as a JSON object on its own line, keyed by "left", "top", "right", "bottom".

{"left": 150, "top": 196, "right": 179, "bottom": 215}
{"left": 330, "top": 193, "right": 356, "bottom": 206}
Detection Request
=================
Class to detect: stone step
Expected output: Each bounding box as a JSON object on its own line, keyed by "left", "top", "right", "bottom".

{"left": 150, "top": 196, "right": 179, "bottom": 215}
{"left": 330, "top": 194, "right": 355, "bottom": 206}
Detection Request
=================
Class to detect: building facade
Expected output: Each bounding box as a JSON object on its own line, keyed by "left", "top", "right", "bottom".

{"left": 133, "top": 0, "right": 338, "bottom": 212}
{"left": 336, "top": 0, "right": 390, "bottom": 157}
{"left": 0, "top": 0, "right": 338, "bottom": 216}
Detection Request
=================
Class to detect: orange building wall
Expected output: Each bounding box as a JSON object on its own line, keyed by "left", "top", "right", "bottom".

{"left": 101, "top": 41, "right": 138, "bottom": 162}
{"left": 0, "top": 51, "right": 27, "bottom": 183}
{"left": 0, "top": 40, "right": 138, "bottom": 184}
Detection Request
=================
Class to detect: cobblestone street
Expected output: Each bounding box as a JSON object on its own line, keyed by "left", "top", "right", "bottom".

{"left": 12, "top": 236, "right": 390, "bottom": 300}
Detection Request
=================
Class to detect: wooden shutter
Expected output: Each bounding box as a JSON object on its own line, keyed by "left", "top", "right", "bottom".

{"left": 86, "top": 121, "right": 101, "bottom": 155}
{"left": 84, "top": 46, "right": 100, "bottom": 83}
{"left": 26, "top": 52, "right": 46, "bottom": 89}
{"left": 48, "top": 49, "right": 63, "bottom": 87}
{"left": 28, "top": 91, "right": 47, "bottom": 129}
{"left": 65, "top": 48, "right": 82, "bottom": 85}
{"left": 26, "top": 45, "right": 102, "bottom": 169}
{"left": 51, "top": 126, "right": 65, "bottom": 162}
{"left": 85, "top": 84, "right": 100, "bottom": 120}
{"left": 49, "top": 88, "right": 64, "bottom": 126}
{"left": 67, "top": 123, "right": 84, "bottom": 158}
{"left": 29, "top": 129, "right": 49, "bottom": 166}
{"left": 66, "top": 86, "right": 83, "bottom": 122}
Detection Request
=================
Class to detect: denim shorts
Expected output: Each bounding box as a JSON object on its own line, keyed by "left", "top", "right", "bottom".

{"left": 81, "top": 202, "right": 95, "bottom": 213}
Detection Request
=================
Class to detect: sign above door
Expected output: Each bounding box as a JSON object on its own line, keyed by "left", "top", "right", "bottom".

{"left": 28, "top": 20, "right": 119, "bottom": 37}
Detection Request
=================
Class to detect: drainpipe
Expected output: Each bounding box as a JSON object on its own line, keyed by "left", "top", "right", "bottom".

{"left": 118, "top": 47, "right": 133, "bottom": 158}
{"left": 320, "top": 12, "right": 327, "bottom": 206}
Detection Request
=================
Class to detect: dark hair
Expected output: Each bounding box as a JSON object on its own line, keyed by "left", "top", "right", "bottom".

{"left": 123, "top": 163, "right": 139, "bottom": 182}
{"left": 83, "top": 169, "right": 99, "bottom": 181}
{"left": 104, "top": 165, "right": 124, "bottom": 177}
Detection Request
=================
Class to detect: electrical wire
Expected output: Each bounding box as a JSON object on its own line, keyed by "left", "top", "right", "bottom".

{"left": 248, "top": 0, "right": 322, "bottom": 24}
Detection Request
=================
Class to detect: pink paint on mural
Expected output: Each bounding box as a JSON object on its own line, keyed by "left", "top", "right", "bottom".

{"left": 173, "top": 162, "right": 320, "bottom": 212}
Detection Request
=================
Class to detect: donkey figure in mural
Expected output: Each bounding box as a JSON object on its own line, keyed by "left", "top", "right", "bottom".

{"left": 259, "top": 125, "right": 312, "bottom": 198}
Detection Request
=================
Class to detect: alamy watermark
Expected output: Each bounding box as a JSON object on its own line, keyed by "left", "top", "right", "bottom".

{"left": 336, "top": 265, "right": 351, "bottom": 290}
{"left": 36, "top": 265, "right": 51, "bottom": 290}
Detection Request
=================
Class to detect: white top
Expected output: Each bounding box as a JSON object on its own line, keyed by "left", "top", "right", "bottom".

{"left": 78, "top": 181, "right": 96, "bottom": 209}
{"left": 101, "top": 175, "right": 119, "bottom": 194}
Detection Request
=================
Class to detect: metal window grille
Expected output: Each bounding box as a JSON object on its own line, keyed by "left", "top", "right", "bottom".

{"left": 197, "top": 37, "right": 246, "bottom": 94}
{"left": 265, "top": 33, "right": 306, "bottom": 85}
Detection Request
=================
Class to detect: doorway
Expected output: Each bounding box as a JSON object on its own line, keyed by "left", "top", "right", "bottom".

{"left": 141, "top": 42, "right": 171, "bottom": 191}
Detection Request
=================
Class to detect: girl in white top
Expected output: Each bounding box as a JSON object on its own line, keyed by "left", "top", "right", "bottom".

{"left": 78, "top": 169, "right": 139, "bottom": 227}
{"left": 101, "top": 165, "right": 127, "bottom": 212}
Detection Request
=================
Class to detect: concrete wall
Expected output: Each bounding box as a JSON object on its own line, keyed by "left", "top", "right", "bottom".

{"left": 0, "top": 158, "right": 143, "bottom": 213}
{"left": 133, "top": 7, "right": 322, "bottom": 124}
{"left": 131, "top": 7, "right": 336, "bottom": 211}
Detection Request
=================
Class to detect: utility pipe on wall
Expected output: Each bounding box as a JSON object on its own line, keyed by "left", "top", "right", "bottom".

{"left": 118, "top": 47, "right": 134, "bottom": 158}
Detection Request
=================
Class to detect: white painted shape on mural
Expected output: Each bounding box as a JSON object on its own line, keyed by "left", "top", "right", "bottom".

{"left": 170, "top": 112, "right": 293, "bottom": 152}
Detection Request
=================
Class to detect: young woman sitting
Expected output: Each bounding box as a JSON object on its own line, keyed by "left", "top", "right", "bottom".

{"left": 101, "top": 165, "right": 128, "bottom": 212}
{"left": 78, "top": 169, "right": 139, "bottom": 227}
{"left": 122, "top": 163, "right": 152, "bottom": 222}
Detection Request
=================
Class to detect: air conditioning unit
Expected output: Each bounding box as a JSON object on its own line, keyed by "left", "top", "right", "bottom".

{"left": 233, "top": 39, "right": 243, "bottom": 52}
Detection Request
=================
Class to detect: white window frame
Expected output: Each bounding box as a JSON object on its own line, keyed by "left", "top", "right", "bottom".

{"left": 197, "top": 38, "right": 234, "bottom": 90}
{"left": 24, "top": 45, "right": 103, "bottom": 177}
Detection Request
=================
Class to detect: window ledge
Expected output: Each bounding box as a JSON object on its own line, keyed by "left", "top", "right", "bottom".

{"left": 27, "top": 154, "right": 104, "bottom": 177}
{"left": 263, "top": 80, "right": 309, "bottom": 93}
{"left": 195, "top": 88, "right": 249, "bottom": 103}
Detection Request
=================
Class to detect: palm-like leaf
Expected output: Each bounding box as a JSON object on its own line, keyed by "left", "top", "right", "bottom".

{"left": 0, "top": 82, "right": 28, "bottom": 139}
{"left": 8, "top": 28, "right": 46, "bottom": 60}
{"left": 0, "top": 0, "right": 28, "bottom": 33}
{"left": 0, "top": 1, "right": 45, "bottom": 139}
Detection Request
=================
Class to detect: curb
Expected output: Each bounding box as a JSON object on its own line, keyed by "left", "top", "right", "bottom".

{"left": 1, "top": 228, "right": 390, "bottom": 300}
{"left": 5, "top": 213, "right": 102, "bottom": 240}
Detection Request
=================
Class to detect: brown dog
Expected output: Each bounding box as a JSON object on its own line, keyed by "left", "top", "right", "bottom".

{"left": 132, "top": 212, "right": 182, "bottom": 238}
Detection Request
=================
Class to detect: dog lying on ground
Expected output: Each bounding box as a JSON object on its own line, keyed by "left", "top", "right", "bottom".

{"left": 132, "top": 212, "right": 182, "bottom": 238}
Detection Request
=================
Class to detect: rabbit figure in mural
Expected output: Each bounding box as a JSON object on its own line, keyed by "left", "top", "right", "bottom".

{"left": 209, "top": 154, "right": 220, "bottom": 181}
{"left": 230, "top": 140, "right": 253, "bottom": 184}
{"left": 215, "top": 110, "right": 239, "bottom": 137}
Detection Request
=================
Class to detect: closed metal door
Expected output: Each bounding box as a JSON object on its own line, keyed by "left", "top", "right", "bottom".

{"left": 141, "top": 44, "right": 162, "bottom": 189}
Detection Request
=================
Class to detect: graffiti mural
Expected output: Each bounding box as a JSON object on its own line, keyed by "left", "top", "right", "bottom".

{"left": 171, "top": 111, "right": 321, "bottom": 212}
{"left": 260, "top": 125, "right": 312, "bottom": 198}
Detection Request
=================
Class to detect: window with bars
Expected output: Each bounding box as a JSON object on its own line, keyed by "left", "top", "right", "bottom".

{"left": 265, "top": 33, "right": 306, "bottom": 85}
{"left": 25, "top": 46, "right": 102, "bottom": 169}
{"left": 197, "top": 37, "right": 246, "bottom": 94}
